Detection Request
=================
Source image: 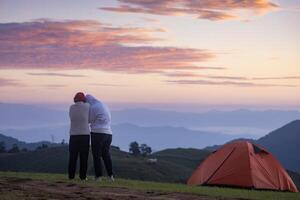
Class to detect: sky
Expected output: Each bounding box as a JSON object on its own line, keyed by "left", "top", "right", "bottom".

{"left": 0, "top": 0, "right": 300, "bottom": 111}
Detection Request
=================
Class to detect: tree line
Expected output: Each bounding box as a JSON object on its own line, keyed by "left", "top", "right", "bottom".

{"left": 0, "top": 140, "right": 153, "bottom": 156}
{"left": 0, "top": 141, "right": 49, "bottom": 153}
{"left": 129, "top": 141, "right": 152, "bottom": 157}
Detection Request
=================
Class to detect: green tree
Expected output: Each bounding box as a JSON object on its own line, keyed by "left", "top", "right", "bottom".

{"left": 36, "top": 144, "right": 48, "bottom": 150}
{"left": 8, "top": 144, "right": 20, "bottom": 153}
{"left": 0, "top": 141, "right": 6, "bottom": 153}
{"left": 129, "top": 141, "right": 140, "bottom": 156}
{"left": 140, "top": 144, "right": 152, "bottom": 157}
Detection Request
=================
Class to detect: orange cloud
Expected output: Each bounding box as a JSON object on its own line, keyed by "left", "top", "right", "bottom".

{"left": 0, "top": 20, "right": 217, "bottom": 73}
{"left": 101, "top": 0, "right": 278, "bottom": 21}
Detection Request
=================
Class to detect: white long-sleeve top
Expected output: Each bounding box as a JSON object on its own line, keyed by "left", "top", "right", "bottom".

{"left": 85, "top": 95, "right": 112, "bottom": 135}
{"left": 69, "top": 102, "right": 90, "bottom": 135}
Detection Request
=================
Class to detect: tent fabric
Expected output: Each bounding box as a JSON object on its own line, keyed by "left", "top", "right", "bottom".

{"left": 187, "top": 141, "right": 298, "bottom": 193}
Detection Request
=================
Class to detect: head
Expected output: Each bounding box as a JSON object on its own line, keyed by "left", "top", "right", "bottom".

{"left": 85, "top": 94, "right": 99, "bottom": 105}
{"left": 73, "top": 92, "right": 86, "bottom": 103}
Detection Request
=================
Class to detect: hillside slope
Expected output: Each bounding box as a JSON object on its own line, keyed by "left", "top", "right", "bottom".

{"left": 0, "top": 146, "right": 210, "bottom": 183}
{"left": 257, "top": 120, "right": 300, "bottom": 172}
{"left": 0, "top": 133, "right": 61, "bottom": 150}
{"left": 2, "top": 123, "right": 238, "bottom": 150}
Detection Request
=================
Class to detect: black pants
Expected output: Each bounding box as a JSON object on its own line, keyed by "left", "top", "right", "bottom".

{"left": 68, "top": 135, "right": 90, "bottom": 180}
{"left": 91, "top": 132, "right": 113, "bottom": 177}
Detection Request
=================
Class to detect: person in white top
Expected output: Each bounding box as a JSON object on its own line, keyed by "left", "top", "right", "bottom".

{"left": 68, "top": 92, "right": 90, "bottom": 180}
{"left": 85, "top": 94, "right": 114, "bottom": 181}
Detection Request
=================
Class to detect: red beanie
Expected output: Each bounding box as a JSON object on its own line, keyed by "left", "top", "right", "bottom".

{"left": 74, "top": 92, "right": 86, "bottom": 103}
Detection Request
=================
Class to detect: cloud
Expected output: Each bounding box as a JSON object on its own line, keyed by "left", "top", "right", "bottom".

{"left": 167, "top": 80, "right": 297, "bottom": 87}
{"left": 27, "top": 72, "right": 87, "bottom": 78}
{"left": 44, "top": 84, "right": 66, "bottom": 88}
{"left": 0, "top": 20, "right": 216, "bottom": 74}
{"left": 0, "top": 78, "right": 22, "bottom": 87}
{"left": 142, "top": 17, "right": 160, "bottom": 23}
{"left": 101, "top": 0, "right": 278, "bottom": 21}
{"left": 252, "top": 76, "right": 300, "bottom": 80}
{"left": 89, "top": 83, "right": 129, "bottom": 87}
{"left": 164, "top": 72, "right": 300, "bottom": 81}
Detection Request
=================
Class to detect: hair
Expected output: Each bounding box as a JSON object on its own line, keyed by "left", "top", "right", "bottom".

{"left": 73, "top": 92, "right": 86, "bottom": 103}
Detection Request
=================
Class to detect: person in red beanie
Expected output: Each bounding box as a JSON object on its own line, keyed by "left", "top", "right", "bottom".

{"left": 73, "top": 92, "right": 86, "bottom": 103}
{"left": 68, "top": 92, "right": 90, "bottom": 180}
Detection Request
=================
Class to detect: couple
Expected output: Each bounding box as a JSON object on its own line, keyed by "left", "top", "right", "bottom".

{"left": 68, "top": 92, "right": 114, "bottom": 181}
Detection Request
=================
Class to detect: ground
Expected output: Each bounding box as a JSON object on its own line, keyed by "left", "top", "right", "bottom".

{"left": 0, "top": 176, "right": 240, "bottom": 200}
{"left": 0, "top": 172, "right": 299, "bottom": 200}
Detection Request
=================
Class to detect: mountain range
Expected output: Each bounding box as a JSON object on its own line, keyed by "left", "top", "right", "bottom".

{"left": 1, "top": 123, "right": 244, "bottom": 151}
{"left": 2, "top": 103, "right": 300, "bottom": 130}
{"left": 0, "top": 133, "right": 61, "bottom": 150}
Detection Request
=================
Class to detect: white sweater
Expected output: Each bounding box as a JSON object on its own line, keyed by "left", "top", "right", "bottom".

{"left": 86, "top": 95, "right": 112, "bottom": 135}
{"left": 69, "top": 102, "right": 90, "bottom": 135}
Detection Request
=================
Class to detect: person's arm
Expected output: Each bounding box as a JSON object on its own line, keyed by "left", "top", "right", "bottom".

{"left": 95, "top": 105, "right": 108, "bottom": 123}
{"left": 88, "top": 105, "right": 94, "bottom": 124}
{"left": 69, "top": 106, "right": 72, "bottom": 120}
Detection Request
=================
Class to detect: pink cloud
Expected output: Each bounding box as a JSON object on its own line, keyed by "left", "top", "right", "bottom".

{"left": 252, "top": 76, "right": 300, "bottom": 80}
{"left": 164, "top": 72, "right": 300, "bottom": 81}
{"left": 0, "top": 78, "right": 22, "bottom": 87}
{"left": 167, "top": 79, "right": 297, "bottom": 88}
{"left": 0, "top": 20, "right": 218, "bottom": 73}
{"left": 101, "top": 0, "right": 278, "bottom": 21}
{"left": 43, "top": 84, "right": 66, "bottom": 89}
{"left": 27, "top": 72, "right": 87, "bottom": 77}
{"left": 89, "top": 83, "right": 129, "bottom": 87}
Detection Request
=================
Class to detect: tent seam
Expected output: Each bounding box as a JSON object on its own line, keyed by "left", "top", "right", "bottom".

{"left": 204, "top": 147, "right": 236, "bottom": 184}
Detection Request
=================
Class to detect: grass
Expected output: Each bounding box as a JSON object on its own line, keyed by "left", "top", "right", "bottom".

{"left": 0, "top": 171, "right": 299, "bottom": 200}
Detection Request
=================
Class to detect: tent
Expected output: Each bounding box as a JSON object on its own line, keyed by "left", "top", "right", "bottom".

{"left": 187, "top": 141, "right": 298, "bottom": 192}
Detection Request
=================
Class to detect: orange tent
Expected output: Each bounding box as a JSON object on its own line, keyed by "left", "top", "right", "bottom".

{"left": 187, "top": 141, "right": 298, "bottom": 192}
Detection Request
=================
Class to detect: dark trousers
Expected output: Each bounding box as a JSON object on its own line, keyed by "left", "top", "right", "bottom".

{"left": 91, "top": 132, "right": 113, "bottom": 177}
{"left": 68, "top": 135, "right": 90, "bottom": 180}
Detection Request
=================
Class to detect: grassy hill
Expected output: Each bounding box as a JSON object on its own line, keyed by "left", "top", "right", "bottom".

{"left": 0, "top": 145, "right": 210, "bottom": 183}
{"left": 0, "top": 172, "right": 299, "bottom": 200}
{"left": 0, "top": 133, "right": 61, "bottom": 150}
{"left": 1, "top": 145, "right": 299, "bottom": 191}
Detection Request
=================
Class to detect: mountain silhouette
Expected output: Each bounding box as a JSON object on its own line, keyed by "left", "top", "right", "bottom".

{"left": 257, "top": 120, "right": 300, "bottom": 173}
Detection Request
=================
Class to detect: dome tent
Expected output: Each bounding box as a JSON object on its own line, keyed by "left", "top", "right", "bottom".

{"left": 187, "top": 141, "right": 298, "bottom": 192}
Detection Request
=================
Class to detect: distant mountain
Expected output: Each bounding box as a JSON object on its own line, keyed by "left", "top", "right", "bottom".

{"left": 0, "top": 103, "right": 67, "bottom": 128}
{"left": 112, "top": 123, "right": 242, "bottom": 151}
{"left": 204, "top": 138, "right": 256, "bottom": 152}
{"left": 1, "top": 125, "right": 69, "bottom": 143}
{"left": 113, "top": 108, "right": 300, "bottom": 129}
{"left": 257, "top": 120, "right": 300, "bottom": 173}
{"left": 2, "top": 102, "right": 300, "bottom": 131}
{"left": 0, "top": 133, "right": 61, "bottom": 150}
{"left": 1, "top": 123, "right": 244, "bottom": 151}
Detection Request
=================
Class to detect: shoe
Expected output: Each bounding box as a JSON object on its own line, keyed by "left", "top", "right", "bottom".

{"left": 109, "top": 175, "right": 115, "bottom": 182}
{"left": 81, "top": 178, "right": 88, "bottom": 181}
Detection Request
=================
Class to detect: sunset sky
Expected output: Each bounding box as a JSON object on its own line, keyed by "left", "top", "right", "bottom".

{"left": 0, "top": 0, "right": 299, "bottom": 110}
